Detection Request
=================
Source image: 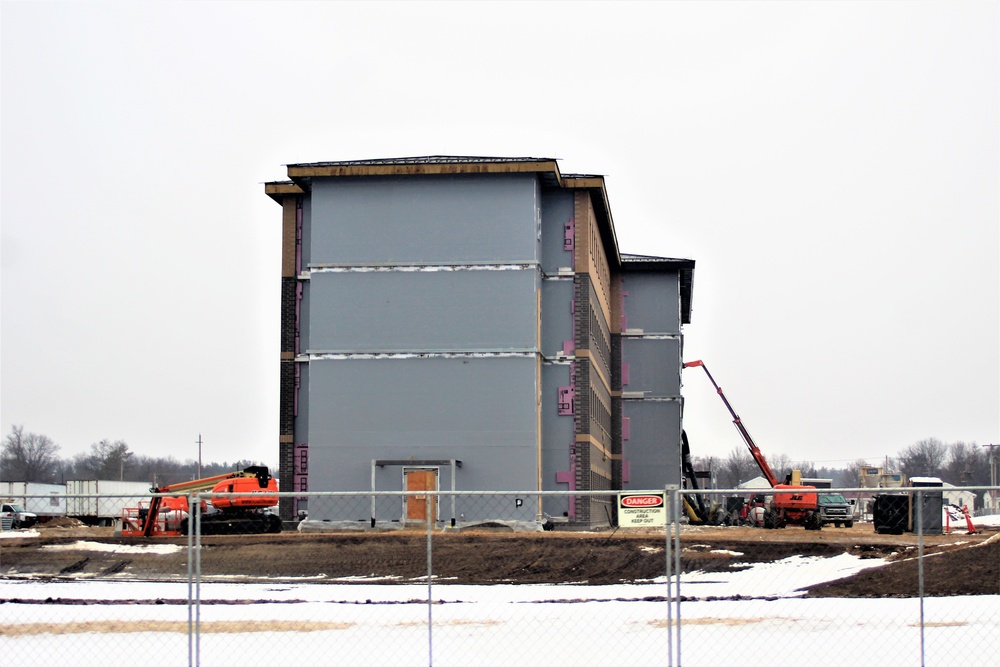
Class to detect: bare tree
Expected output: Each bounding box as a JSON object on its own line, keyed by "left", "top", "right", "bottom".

{"left": 943, "top": 441, "right": 989, "bottom": 486}
{"left": 767, "top": 453, "right": 793, "bottom": 482}
{"left": 841, "top": 459, "right": 874, "bottom": 488}
{"left": 791, "top": 460, "right": 818, "bottom": 478}
{"left": 1, "top": 425, "right": 62, "bottom": 482}
{"left": 898, "top": 438, "right": 948, "bottom": 478}
{"left": 719, "top": 446, "right": 758, "bottom": 488}
{"left": 78, "top": 439, "right": 135, "bottom": 480}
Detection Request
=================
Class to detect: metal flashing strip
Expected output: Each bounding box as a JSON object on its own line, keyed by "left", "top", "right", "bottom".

{"left": 622, "top": 395, "right": 683, "bottom": 402}
{"left": 309, "top": 262, "right": 539, "bottom": 272}
{"left": 622, "top": 333, "right": 682, "bottom": 340}
{"left": 307, "top": 351, "right": 538, "bottom": 360}
{"left": 291, "top": 156, "right": 555, "bottom": 168}
{"left": 374, "top": 459, "right": 463, "bottom": 468}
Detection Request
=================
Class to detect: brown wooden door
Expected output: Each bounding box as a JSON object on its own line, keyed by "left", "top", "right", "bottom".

{"left": 405, "top": 468, "right": 438, "bottom": 523}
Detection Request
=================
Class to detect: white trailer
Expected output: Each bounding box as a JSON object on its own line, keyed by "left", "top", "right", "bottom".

{"left": 0, "top": 481, "right": 67, "bottom": 519}
{"left": 65, "top": 480, "right": 151, "bottom": 526}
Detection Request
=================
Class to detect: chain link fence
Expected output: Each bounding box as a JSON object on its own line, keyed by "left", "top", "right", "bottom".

{"left": 1, "top": 487, "right": 997, "bottom": 666}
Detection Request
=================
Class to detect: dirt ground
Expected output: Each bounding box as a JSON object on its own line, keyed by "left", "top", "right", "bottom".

{"left": 1, "top": 519, "right": 997, "bottom": 598}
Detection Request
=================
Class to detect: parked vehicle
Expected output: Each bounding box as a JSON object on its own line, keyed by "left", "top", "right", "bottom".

{"left": 1, "top": 501, "right": 38, "bottom": 529}
{"left": 121, "top": 466, "right": 281, "bottom": 537}
{"left": 816, "top": 492, "right": 854, "bottom": 527}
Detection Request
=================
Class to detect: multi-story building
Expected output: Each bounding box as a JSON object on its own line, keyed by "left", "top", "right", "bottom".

{"left": 264, "top": 156, "right": 694, "bottom": 527}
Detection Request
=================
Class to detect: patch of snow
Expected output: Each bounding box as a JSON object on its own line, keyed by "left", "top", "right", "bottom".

{"left": 0, "top": 529, "right": 39, "bottom": 540}
{"left": 683, "top": 552, "right": 887, "bottom": 598}
{"left": 41, "top": 540, "right": 182, "bottom": 555}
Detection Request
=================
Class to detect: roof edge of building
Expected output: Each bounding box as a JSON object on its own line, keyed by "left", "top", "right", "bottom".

{"left": 266, "top": 156, "right": 628, "bottom": 269}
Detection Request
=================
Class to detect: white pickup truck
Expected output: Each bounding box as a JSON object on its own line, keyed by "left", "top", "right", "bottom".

{"left": 1, "top": 501, "right": 38, "bottom": 530}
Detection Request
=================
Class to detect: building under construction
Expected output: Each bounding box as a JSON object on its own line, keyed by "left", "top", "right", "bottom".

{"left": 264, "top": 156, "right": 694, "bottom": 527}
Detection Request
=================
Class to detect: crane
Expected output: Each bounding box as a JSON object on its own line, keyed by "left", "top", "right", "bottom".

{"left": 683, "top": 360, "right": 821, "bottom": 530}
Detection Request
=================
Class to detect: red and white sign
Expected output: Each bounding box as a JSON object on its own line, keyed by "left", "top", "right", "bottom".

{"left": 618, "top": 492, "right": 667, "bottom": 527}
{"left": 621, "top": 494, "right": 664, "bottom": 508}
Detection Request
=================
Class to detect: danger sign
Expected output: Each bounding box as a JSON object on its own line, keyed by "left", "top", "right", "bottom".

{"left": 618, "top": 492, "right": 667, "bottom": 527}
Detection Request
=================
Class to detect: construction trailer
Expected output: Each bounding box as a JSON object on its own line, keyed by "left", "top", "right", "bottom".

{"left": 0, "top": 481, "right": 66, "bottom": 521}
{"left": 65, "top": 480, "right": 152, "bottom": 527}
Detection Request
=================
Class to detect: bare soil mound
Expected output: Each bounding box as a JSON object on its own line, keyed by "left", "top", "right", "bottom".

{"left": 1, "top": 522, "right": 996, "bottom": 597}
{"left": 805, "top": 535, "right": 1000, "bottom": 597}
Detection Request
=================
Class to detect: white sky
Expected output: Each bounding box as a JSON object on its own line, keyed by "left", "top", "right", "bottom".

{"left": 2, "top": 2, "right": 997, "bottom": 471}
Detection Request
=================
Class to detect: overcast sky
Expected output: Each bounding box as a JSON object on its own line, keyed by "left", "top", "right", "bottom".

{"left": 2, "top": 2, "right": 997, "bottom": 473}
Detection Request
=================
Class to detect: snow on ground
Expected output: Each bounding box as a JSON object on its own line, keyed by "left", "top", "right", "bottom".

{"left": 971, "top": 513, "right": 1000, "bottom": 526}
{"left": 2, "top": 521, "right": 999, "bottom": 665}
{"left": 680, "top": 552, "right": 886, "bottom": 598}
{"left": 3, "top": 549, "right": 999, "bottom": 667}
{"left": 39, "top": 540, "right": 184, "bottom": 555}
{"left": 0, "top": 528, "right": 39, "bottom": 539}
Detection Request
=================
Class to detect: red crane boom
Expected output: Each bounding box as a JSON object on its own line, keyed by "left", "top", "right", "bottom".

{"left": 682, "top": 360, "right": 779, "bottom": 487}
{"left": 683, "top": 359, "right": 821, "bottom": 530}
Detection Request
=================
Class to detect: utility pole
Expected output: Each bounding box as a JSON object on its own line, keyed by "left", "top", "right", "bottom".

{"left": 986, "top": 443, "right": 999, "bottom": 488}
{"left": 197, "top": 434, "right": 203, "bottom": 479}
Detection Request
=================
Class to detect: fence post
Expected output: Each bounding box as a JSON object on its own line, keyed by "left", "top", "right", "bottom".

{"left": 186, "top": 492, "right": 195, "bottom": 667}
{"left": 664, "top": 486, "right": 673, "bottom": 667}
{"left": 916, "top": 489, "right": 925, "bottom": 667}
{"left": 664, "top": 485, "right": 682, "bottom": 667}
{"left": 195, "top": 490, "right": 203, "bottom": 667}
{"left": 671, "top": 486, "right": 682, "bottom": 667}
{"left": 427, "top": 489, "right": 434, "bottom": 667}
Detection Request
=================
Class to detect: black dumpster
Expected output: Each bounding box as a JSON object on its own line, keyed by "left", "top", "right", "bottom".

{"left": 873, "top": 494, "right": 909, "bottom": 534}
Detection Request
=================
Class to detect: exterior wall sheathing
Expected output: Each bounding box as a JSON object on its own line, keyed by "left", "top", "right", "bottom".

{"left": 265, "top": 159, "right": 692, "bottom": 528}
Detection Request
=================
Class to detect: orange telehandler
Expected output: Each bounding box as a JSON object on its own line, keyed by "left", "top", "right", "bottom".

{"left": 121, "top": 466, "right": 281, "bottom": 537}
{"left": 683, "top": 360, "right": 822, "bottom": 530}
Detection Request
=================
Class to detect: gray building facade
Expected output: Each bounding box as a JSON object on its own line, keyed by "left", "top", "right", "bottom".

{"left": 264, "top": 157, "right": 694, "bottom": 527}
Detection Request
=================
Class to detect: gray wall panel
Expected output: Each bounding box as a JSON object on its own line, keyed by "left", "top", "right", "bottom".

{"left": 541, "top": 362, "right": 573, "bottom": 517}
{"left": 308, "top": 270, "right": 539, "bottom": 352}
{"left": 622, "top": 337, "right": 681, "bottom": 396}
{"left": 623, "top": 272, "right": 680, "bottom": 334}
{"left": 307, "top": 357, "right": 539, "bottom": 501}
{"left": 623, "top": 400, "right": 682, "bottom": 489}
{"left": 299, "top": 281, "right": 311, "bottom": 353}
{"left": 294, "top": 363, "right": 309, "bottom": 445}
{"left": 300, "top": 197, "right": 312, "bottom": 269}
{"left": 540, "top": 190, "right": 575, "bottom": 273}
{"left": 310, "top": 175, "right": 541, "bottom": 265}
{"left": 541, "top": 279, "right": 574, "bottom": 357}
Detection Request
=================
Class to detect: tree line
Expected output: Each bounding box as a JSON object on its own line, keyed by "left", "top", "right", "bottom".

{"left": 0, "top": 425, "right": 269, "bottom": 488}
{"left": 2, "top": 424, "right": 993, "bottom": 493}
{"left": 695, "top": 437, "right": 994, "bottom": 490}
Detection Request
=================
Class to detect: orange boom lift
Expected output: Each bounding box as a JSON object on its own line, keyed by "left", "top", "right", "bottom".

{"left": 684, "top": 360, "right": 821, "bottom": 530}
{"left": 122, "top": 466, "right": 281, "bottom": 537}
